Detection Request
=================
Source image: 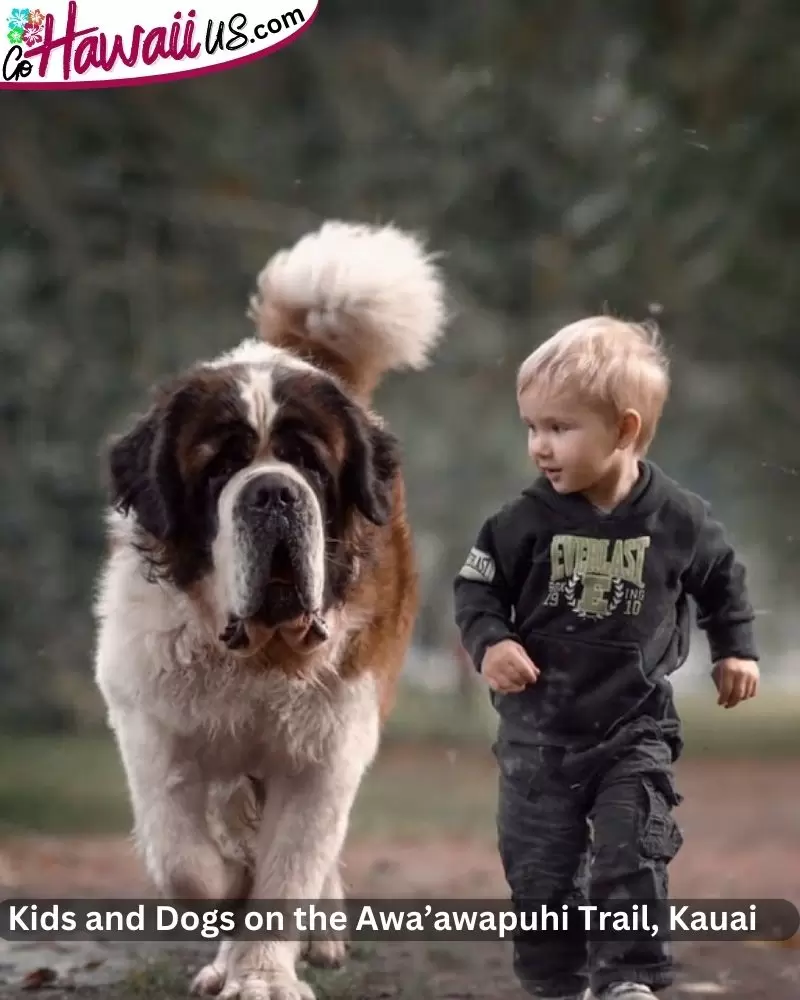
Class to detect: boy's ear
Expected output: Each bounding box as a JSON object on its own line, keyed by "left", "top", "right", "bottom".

{"left": 617, "top": 409, "right": 641, "bottom": 450}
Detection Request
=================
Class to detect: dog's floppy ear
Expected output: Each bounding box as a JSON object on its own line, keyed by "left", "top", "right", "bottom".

{"left": 339, "top": 401, "right": 400, "bottom": 526}
{"left": 108, "top": 409, "right": 165, "bottom": 538}
{"left": 107, "top": 394, "right": 187, "bottom": 541}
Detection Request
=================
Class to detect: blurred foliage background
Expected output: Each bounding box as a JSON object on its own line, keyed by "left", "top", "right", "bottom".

{"left": 2, "top": 0, "right": 799, "bottom": 739}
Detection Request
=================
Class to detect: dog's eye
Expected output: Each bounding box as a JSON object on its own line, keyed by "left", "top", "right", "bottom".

{"left": 216, "top": 457, "right": 241, "bottom": 479}
{"left": 273, "top": 432, "right": 324, "bottom": 475}
{"left": 209, "top": 448, "right": 240, "bottom": 476}
{"left": 203, "top": 441, "right": 251, "bottom": 497}
{"left": 274, "top": 440, "right": 303, "bottom": 466}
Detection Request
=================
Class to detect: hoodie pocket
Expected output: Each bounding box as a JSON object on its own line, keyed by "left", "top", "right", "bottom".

{"left": 513, "top": 629, "right": 653, "bottom": 738}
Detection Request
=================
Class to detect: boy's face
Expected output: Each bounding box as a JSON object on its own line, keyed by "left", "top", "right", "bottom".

{"left": 518, "top": 388, "right": 623, "bottom": 496}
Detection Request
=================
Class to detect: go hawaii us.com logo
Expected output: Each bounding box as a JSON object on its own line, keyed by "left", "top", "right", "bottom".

{"left": 1, "top": 0, "right": 318, "bottom": 89}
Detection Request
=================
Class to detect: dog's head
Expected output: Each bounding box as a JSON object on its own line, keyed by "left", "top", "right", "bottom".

{"left": 106, "top": 344, "right": 399, "bottom": 652}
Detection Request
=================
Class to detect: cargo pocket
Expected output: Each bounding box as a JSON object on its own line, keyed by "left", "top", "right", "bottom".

{"left": 640, "top": 778, "right": 684, "bottom": 862}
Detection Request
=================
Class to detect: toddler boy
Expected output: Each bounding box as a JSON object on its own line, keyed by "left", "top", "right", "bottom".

{"left": 453, "top": 316, "right": 759, "bottom": 1000}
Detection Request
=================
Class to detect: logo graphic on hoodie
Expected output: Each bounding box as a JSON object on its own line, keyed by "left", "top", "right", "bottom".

{"left": 459, "top": 546, "right": 496, "bottom": 584}
{"left": 545, "top": 533, "right": 651, "bottom": 620}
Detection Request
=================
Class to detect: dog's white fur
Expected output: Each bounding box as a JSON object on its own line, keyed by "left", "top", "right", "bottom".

{"left": 93, "top": 221, "right": 446, "bottom": 1000}
{"left": 249, "top": 220, "right": 447, "bottom": 372}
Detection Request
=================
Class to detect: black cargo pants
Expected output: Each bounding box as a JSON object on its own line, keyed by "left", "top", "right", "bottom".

{"left": 494, "top": 725, "right": 683, "bottom": 997}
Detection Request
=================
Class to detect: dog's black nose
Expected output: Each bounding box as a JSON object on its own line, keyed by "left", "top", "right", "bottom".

{"left": 240, "top": 473, "right": 301, "bottom": 512}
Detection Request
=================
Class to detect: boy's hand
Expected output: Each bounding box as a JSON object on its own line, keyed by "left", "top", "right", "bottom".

{"left": 711, "top": 657, "right": 759, "bottom": 708}
{"left": 482, "top": 639, "right": 540, "bottom": 693}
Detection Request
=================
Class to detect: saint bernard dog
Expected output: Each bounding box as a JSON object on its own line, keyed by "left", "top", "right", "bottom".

{"left": 92, "top": 221, "right": 447, "bottom": 999}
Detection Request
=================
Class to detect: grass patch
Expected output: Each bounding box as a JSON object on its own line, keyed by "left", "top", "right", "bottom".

{"left": 350, "top": 742, "right": 496, "bottom": 840}
{"left": 303, "top": 951, "right": 377, "bottom": 1000}
{"left": 119, "top": 956, "right": 188, "bottom": 998}
{"left": 383, "top": 683, "right": 494, "bottom": 746}
{"left": 675, "top": 689, "right": 800, "bottom": 756}
{"left": 0, "top": 731, "right": 131, "bottom": 836}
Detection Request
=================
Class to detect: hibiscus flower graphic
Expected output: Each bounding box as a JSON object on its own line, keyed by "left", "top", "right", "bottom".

{"left": 6, "top": 7, "right": 30, "bottom": 32}
{"left": 6, "top": 7, "right": 46, "bottom": 46}
{"left": 22, "top": 20, "right": 41, "bottom": 44}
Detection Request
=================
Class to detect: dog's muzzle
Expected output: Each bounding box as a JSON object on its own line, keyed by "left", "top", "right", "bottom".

{"left": 218, "top": 469, "right": 327, "bottom": 650}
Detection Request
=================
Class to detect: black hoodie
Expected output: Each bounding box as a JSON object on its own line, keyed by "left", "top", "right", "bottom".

{"left": 453, "top": 461, "right": 758, "bottom": 751}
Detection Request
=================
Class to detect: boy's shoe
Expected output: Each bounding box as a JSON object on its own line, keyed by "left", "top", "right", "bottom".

{"left": 597, "top": 984, "right": 654, "bottom": 999}
{"left": 540, "top": 992, "right": 590, "bottom": 1000}
{"left": 537, "top": 992, "right": 589, "bottom": 1000}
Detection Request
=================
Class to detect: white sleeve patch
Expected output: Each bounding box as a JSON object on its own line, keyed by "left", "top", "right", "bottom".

{"left": 458, "top": 547, "right": 496, "bottom": 583}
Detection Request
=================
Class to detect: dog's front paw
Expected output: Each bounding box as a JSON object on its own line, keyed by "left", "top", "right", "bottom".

{"left": 191, "top": 960, "right": 227, "bottom": 996}
{"left": 217, "top": 972, "right": 315, "bottom": 1000}
{"left": 190, "top": 940, "right": 233, "bottom": 996}
{"left": 302, "top": 936, "right": 347, "bottom": 969}
{"left": 214, "top": 946, "right": 316, "bottom": 1000}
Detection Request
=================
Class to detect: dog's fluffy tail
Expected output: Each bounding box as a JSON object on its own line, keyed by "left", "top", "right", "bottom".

{"left": 247, "top": 220, "right": 447, "bottom": 398}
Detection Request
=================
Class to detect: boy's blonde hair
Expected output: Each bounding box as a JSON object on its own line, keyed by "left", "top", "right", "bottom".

{"left": 516, "top": 315, "right": 670, "bottom": 454}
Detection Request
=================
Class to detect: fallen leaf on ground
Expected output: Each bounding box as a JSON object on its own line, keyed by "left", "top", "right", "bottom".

{"left": 21, "top": 967, "right": 57, "bottom": 990}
